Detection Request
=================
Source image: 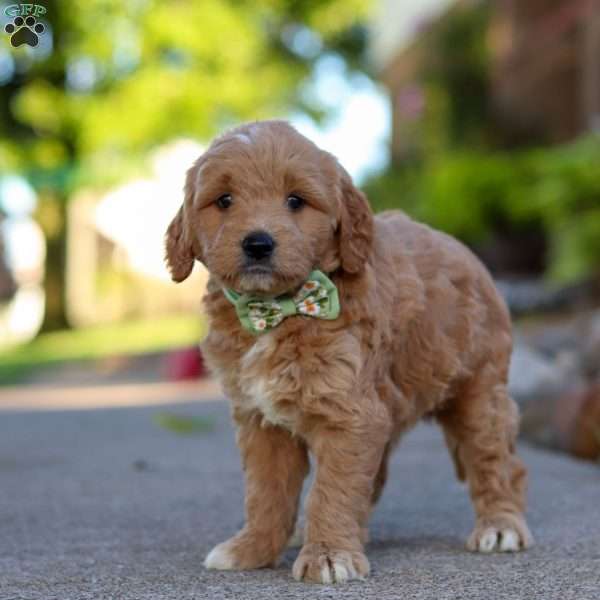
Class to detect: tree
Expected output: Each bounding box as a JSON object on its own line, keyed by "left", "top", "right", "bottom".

{"left": 0, "top": 0, "right": 371, "bottom": 330}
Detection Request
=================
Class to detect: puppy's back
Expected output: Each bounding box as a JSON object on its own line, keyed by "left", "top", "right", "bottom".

{"left": 373, "top": 209, "right": 512, "bottom": 358}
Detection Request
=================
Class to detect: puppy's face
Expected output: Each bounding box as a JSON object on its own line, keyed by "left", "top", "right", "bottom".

{"left": 166, "top": 121, "right": 373, "bottom": 296}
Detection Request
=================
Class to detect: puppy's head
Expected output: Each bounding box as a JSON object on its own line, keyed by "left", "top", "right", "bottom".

{"left": 165, "top": 120, "right": 373, "bottom": 295}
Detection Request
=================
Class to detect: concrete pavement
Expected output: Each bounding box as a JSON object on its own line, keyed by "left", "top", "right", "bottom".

{"left": 0, "top": 395, "right": 599, "bottom": 599}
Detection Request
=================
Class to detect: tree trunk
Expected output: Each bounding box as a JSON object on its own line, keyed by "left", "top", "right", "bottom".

{"left": 39, "top": 193, "right": 69, "bottom": 332}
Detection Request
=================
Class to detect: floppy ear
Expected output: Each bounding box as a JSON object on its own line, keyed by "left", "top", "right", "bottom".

{"left": 165, "top": 206, "right": 196, "bottom": 283}
{"left": 337, "top": 171, "right": 374, "bottom": 274}
{"left": 165, "top": 159, "right": 207, "bottom": 282}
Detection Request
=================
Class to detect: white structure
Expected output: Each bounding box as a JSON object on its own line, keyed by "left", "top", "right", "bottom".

{"left": 0, "top": 177, "right": 45, "bottom": 347}
{"left": 66, "top": 140, "right": 209, "bottom": 327}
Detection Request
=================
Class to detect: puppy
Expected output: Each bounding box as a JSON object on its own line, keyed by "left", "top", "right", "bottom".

{"left": 165, "top": 120, "right": 532, "bottom": 584}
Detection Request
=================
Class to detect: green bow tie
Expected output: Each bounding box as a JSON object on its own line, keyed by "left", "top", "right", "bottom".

{"left": 223, "top": 270, "right": 340, "bottom": 335}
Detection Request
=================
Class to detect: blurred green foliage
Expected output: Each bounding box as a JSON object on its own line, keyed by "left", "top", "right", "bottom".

{"left": 421, "top": 0, "right": 493, "bottom": 154}
{"left": 0, "top": 314, "right": 206, "bottom": 384}
{"left": 364, "top": 135, "right": 600, "bottom": 282}
{"left": 365, "top": 0, "right": 600, "bottom": 282}
{"left": 0, "top": 0, "right": 370, "bottom": 181}
{"left": 0, "top": 0, "right": 371, "bottom": 329}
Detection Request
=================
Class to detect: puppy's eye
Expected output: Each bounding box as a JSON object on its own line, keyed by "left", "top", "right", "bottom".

{"left": 286, "top": 195, "right": 305, "bottom": 212}
{"left": 216, "top": 194, "right": 232, "bottom": 210}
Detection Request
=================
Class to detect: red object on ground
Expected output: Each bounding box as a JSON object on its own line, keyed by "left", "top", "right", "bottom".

{"left": 166, "top": 347, "right": 206, "bottom": 381}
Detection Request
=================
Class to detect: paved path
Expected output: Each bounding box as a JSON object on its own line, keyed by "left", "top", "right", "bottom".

{"left": 0, "top": 379, "right": 222, "bottom": 412}
{"left": 0, "top": 396, "right": 599, "bottom": 599}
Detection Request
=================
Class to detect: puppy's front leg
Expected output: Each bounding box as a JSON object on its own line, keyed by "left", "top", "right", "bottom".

{"left": 293, "top": 423, "right": 386, "bottom": 584}
{"left": 205, "top": 417, "right": 309, "bottom": 570}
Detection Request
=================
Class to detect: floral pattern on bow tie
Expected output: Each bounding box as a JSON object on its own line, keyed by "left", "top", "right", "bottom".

{"left": 223, "top": 270, "right": 340, "bottom": 335}
{"left": 247, "top": 300, "right": 285, "bottom": 331}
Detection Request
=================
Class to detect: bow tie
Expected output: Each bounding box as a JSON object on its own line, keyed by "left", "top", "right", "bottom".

{"left": 223, "top": 270, "right": 340, "bottom": 335}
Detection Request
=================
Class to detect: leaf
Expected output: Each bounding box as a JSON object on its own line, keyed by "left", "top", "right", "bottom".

{"left": 153, "top": 412, "right": 215, "bottom": 435}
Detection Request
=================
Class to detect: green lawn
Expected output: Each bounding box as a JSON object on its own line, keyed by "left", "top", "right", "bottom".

{"left": 0, "top": 314, "right": 207, "bottom": 385}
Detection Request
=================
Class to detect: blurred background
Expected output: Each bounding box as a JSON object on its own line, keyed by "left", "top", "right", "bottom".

{"left": 0, "top": 0, "right": 599, "bottom": 460}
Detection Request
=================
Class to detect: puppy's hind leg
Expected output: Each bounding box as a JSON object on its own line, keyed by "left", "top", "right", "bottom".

{"left": 437, "top": 364, "right": 533, "bottom": 553}
{"left": 371, "top": 442, "right": 391, "bottom": 506}
{"left": 442, "top": 426, "right": 466, "bottom": 482}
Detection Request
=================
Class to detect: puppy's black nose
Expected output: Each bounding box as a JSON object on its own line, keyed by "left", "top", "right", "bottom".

{"left": 242, "top": 231, "right": 275, "bottom": 260}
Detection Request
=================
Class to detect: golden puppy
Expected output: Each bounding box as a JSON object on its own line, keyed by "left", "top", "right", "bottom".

{"left": 165, "top": 120, "right": 532, "bottom": 584}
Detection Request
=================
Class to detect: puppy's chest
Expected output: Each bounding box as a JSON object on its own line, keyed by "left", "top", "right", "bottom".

{"left": 236, "top": 336, "right": 300, "bottom": 430}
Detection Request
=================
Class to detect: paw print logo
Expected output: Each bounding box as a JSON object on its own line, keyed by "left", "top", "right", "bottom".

{"left": 4, "top": 15, "right": 45, "bottom": 48}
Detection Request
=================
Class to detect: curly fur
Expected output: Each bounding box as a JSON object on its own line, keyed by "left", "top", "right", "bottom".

{"left": 165, "top": 120, "right": 532, "bottom": 584}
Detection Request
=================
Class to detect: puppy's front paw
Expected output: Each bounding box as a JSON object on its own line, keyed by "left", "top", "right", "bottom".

{"left": 467, "top": 514, "right": 533, "bottom": 553}
{"left": 292, "top": 543, "right": 369, "bottom": 584}
{"left": 204, "top": 530, "right": 281, "bottom": 570}
{"left": 204, "top": 540, "right": 238, "bottom": 570}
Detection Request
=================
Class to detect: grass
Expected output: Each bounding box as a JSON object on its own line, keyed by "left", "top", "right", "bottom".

{"left": 0, "top": 314, "right": 207, "bottom": 385}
